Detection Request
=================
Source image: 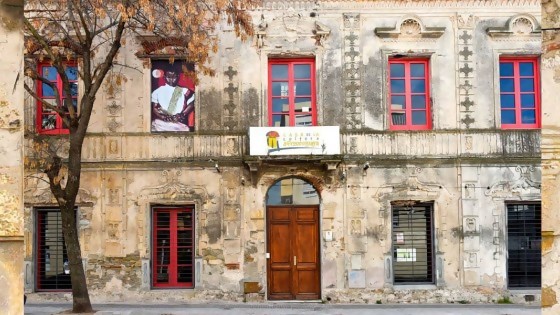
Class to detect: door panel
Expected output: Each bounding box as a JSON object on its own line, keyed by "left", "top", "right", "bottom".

{"left": 267, "top": 206, "right": 320, "bottom": 300}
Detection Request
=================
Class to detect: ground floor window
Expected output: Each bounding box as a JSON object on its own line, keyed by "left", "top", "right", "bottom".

{"left": 507, "top": 203, "right": 541, "bottom": 288}
{"left": 392, "top": 203, "right": 434, "bottom": 284}
{"left": 36, "top": 208, "right": 71, "bottom": 291}
{"left": 152, "top": 206, "right": 195, "bottom": 288}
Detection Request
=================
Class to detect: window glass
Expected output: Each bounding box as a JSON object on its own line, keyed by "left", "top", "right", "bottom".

{"left": 269, "top": 60, "right": 315, "bottom": 126}
{"left": 391, "top": 80, "right": 405, "bottom": 93}
{"left": 410, "top": 63, "right": 425, "bottom": 77}
{"left": 499, "top": 59, "right": 539, "bottom": 129}
{"left": 388, "top": 59, "right": 431, "bottom": 130}
{"left": 501, "top": 110, "right": 516, "bottom": 124}
{"left": 271, "top": 65, "right": 289, "bottom": 79}
{"left": 294, "top": 64, "right": 311, "bottom": 79}
{"left": 500, "top": 94, "right": 515, "bottom": 108}
{"left": 499, "top": 62, "right": 514, "bottom": 76}
{"left": 390, "top": 64, "right": 405, "bottom": 77}
{"left": 519, "top": 62, "right": 534, "bottom": 76}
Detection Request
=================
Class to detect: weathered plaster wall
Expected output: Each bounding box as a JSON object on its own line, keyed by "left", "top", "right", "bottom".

{"left": 0, "top": 1, "right": 24, "bottom": 313}
{"left": 23, "top": 0, "right": 542, "bottom": 306}
{"left": 542, "top": 0, "right": 560, "bottom": 313}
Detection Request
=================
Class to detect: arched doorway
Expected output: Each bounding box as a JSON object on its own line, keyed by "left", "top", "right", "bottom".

{"left": 266, "top": 177, "right": 321, "bottom": 300}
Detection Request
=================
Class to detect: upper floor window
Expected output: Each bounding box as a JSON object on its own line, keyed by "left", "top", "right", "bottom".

{"left": 499, "top": 58, "right": 540, "bottom": 129}
{"left": 36, "top": 62, "right": 78, "bottom": 135}
{"left": 268, "top": 59, "right": 316, "bottom": 127}
{"left": 388, "top": 59, "right": 431, "bottom": 130}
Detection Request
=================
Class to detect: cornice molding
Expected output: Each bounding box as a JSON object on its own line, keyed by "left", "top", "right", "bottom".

{"left": 259, "top": 0, "right": 540, "bottom": 10}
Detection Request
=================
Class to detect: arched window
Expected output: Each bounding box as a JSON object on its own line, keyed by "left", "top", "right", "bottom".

{"left": 266, "top": 177, "right": 319, "bottom": 205}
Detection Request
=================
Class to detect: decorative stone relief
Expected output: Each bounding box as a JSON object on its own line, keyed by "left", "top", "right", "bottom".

{"left": 374, "top": 16, "right": 445, "bottom": 40}
{"left": 350, "top": 219, "right": 362, "bottom": 235}
{"left": 464, "top": 251, "right": 478, "bottom": 268}
{"left": 462, "top": 182, "right": 476, "bottom": 199}
{"left": 256, "top": 9, "right": 331, "bottom": 47}
{"left": 24, "top": 183, "right": 95, "bottom": 205}
{"left": 137, "top": 170, "right": 212, "bottom": 206}
{"left": 107, "top": 188, "right": 121, "bottom": 205}
{"left": 486, "top": 14, "right": 540, "bottom": 40}
{"left": 223, "top": 65, "right": 239, "bottom": 131}
{"left": 463, "top": 216, "right": 478, "bottom": 234}
{"left": 485, "top": 166, "right": 541, "bottom": 198}
{"left": 464, "top": 136, "right": 473, "bottom": 152}
{"left": 343, "top": 13, "right": 362, "bottom": 129}
{"left": 225, "top": 137, "right": 238, "bottom": 156}
{"left": 452, "top": 14, "right": 478, "bottom": 129}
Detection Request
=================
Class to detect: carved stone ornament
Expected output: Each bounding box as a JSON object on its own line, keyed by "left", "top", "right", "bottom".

{"left": 486, "top": 14, "right": 540, "bottom": 39}
{"left": 137, "top": 170, "right": 213, "bottom": 207}
{"left": 24, "top": 184, "right": 95, "bottom": 205}
{"left": 375, "top": 16, "right": 445, "bottom": 40}
{"left": 485, "top": 166, "right": 541, "bottom": 198}
{"left": 375, "top": 167, "right": 446, "bottom": 201}
{"left": 259, "top": 10, "right": 331, "bottom": 47}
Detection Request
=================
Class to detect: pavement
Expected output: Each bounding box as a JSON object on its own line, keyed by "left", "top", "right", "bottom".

{"left": 24, "top": 303, "right": 541, "bottom": 315}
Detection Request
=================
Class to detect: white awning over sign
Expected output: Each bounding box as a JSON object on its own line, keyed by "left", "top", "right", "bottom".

{"left": 249, "top": 126, "right": 340, "bottom": 156}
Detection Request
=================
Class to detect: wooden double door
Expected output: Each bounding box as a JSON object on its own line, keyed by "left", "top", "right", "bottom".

{"left": 267, "top": 205, "right": 320, "bottom": 300}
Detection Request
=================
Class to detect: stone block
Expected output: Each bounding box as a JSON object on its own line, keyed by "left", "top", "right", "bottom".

{"left": 224, "top": 206, "right": 240, "bottom": 221}
{"left": 225, "top": 221, "right": 240, "bottom": 239}
{"left": 323, "top": 203, "right": 336, "bottom": 219}
{"left": 351, "top": 254, "right": 362, "bottom": 270}
{"left": 104, "top": 241, "right": 124, "bottom": 257}
{"left": 463, "top": 235, "right": 479, "bottom": 251}
{"left": 323, "top": 259, "right": 337, "bottom": 288}
{"left": 464, "top": 269, "right": 479, "bottom": 286}
{"left": 224, "top": 253, "right": 239, "bottom": 264}
{"left": 250, "top": 209, "right": 264, "bottom": 219}
{"left": 224, "top": 239, "right": 241, "bottom": 254}
{"left": 348, "top": 236, "right": 366, "bottom": 253}
{"left": 348, "top": 270, "right": 365, "bottom": 288}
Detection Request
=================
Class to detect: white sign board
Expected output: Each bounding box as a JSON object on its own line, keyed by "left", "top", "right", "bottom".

{"left": 396, "top": 248, "right": 416, "bottom": 262}
{"left": 249, "top": 126, "right": 340, "bottom": 156}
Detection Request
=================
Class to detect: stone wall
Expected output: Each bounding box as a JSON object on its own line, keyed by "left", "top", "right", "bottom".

{"left": 541, "top": 0, "right": 560, "bottom": 313}
{"left": 0, "top": 1, "right": 24, "bottom": 313}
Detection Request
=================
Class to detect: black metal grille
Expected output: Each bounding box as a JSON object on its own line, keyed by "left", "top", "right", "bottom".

{"left": 36, "top": 209, "right": 71, "bottom": 291}
{"left": 392, "top": 204, "right": 434, "bottom": 284}
{"left": 507, "top": 203, "right": 541, "bottom": 288}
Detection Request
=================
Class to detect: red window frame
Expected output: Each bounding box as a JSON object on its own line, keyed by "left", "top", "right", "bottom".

{"left": 152, "top": 206, "right": 195, "bottom": 288}
{"left": 36, "top": 62, "right": 78, "bottom": 135}
{"left": 499, "top": 57, "right": 540, "bottom": 129}
{"left": 268, "top": 59, "right": 317, "bottom": 126}
{"left": 36, "top": 208, "right": 72, "bottom": 292}
{"left": 388, "top": 58, "right": 432, "bottom": 130}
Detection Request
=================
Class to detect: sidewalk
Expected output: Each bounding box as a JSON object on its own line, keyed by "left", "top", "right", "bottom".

{"left": 24, "top": 302, "right": 540, "bottom": 315}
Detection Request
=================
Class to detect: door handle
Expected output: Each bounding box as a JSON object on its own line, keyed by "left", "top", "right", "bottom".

{"left": 293, "top": 256, "right": 297, "bottom": 266}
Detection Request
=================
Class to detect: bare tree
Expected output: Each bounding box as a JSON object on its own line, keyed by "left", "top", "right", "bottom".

{"left": 23, "top": 0, "right": 256, "bottom": 312}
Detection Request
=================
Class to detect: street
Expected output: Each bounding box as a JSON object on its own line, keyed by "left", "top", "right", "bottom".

{"left": 24, "top": 303, "right": 540, "bottom": 315}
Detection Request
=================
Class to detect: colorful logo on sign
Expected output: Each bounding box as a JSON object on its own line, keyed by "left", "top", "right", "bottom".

{"left": 266, "top": 131, "right": 280, "bottom": 150}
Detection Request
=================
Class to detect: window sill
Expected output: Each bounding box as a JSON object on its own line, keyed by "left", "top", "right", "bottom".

{"left": 393, "top": 284, "right": 437, "bottom": 290}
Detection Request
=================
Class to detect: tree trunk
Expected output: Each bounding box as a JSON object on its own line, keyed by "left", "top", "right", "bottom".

{"left": 60, "top": 203, "right": 93, "bottom": 313}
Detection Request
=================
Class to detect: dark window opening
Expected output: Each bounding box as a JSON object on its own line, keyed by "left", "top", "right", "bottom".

{"left": 392, "top": 203, "right": 434, "bottom": 284}
{"left": 507, "top": 203, "right": 541, "bottom": 288}
{"left": 152, "top": 206, "right": 195, "bottom": 288}
{"left": 36, "top": 209, "right": 71, "bottom": 291}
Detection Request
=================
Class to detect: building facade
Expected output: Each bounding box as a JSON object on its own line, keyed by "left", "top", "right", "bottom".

{"left": 0, "top": 0, "right": 25, "bottom": 313}
{"left": 24, "top": 0, "right": 542, "bottom": 304}
{"left": 541, "top": 0, "right": 560, "bottom": 313}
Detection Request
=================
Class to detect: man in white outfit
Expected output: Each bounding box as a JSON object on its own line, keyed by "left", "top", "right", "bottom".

{"left": 151, "top": 65, "right": 195, "bottom": 131}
